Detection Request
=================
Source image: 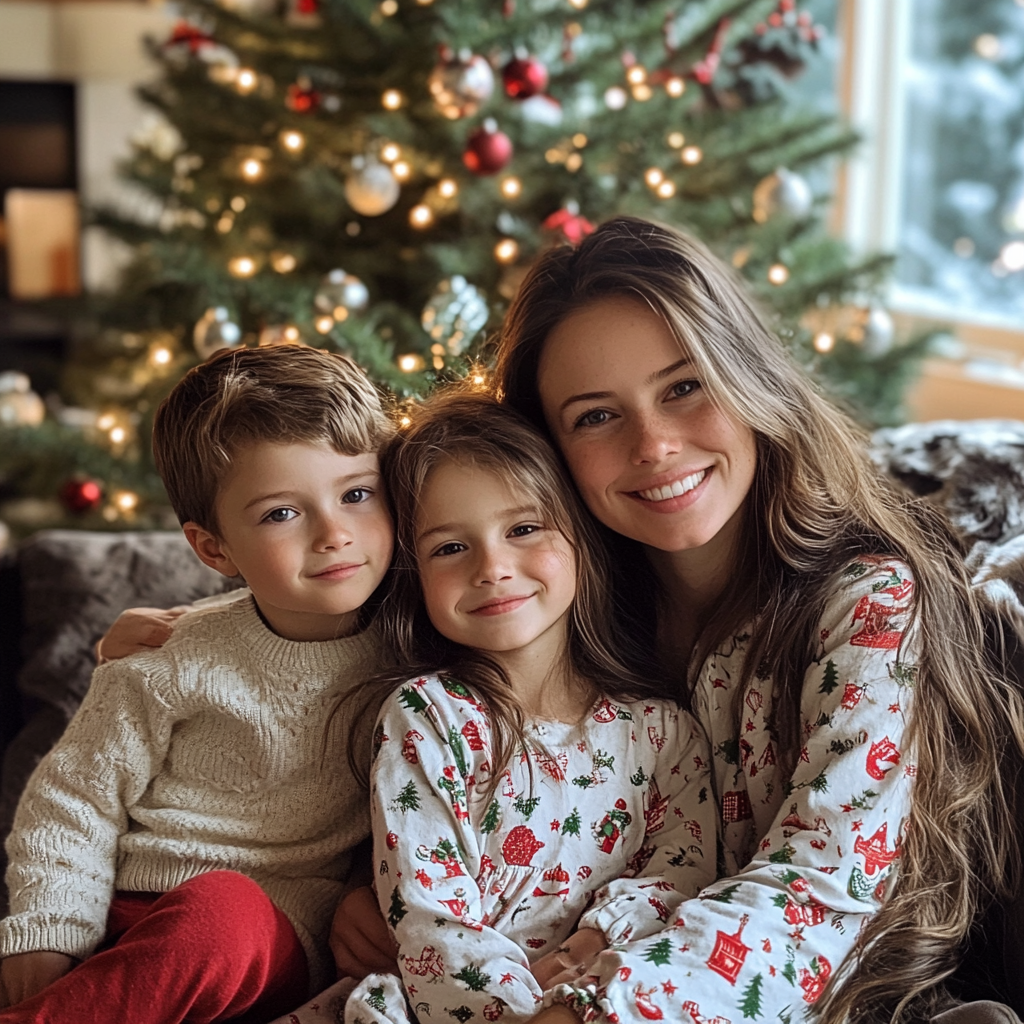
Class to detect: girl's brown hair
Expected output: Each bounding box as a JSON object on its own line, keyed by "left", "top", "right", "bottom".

{"left": 493, "top": 215, "right": 1024, "bottom": 1023}
{"left": 350, "top": 387, "right": 669, "bottom": 801}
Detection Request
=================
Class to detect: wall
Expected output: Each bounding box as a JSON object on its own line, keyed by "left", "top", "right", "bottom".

{"left": 0, "top": 1, "right": 172, "bottom": 290}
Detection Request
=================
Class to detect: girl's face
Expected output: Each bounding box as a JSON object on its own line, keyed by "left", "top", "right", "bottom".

{"left": 537, "top": 295, "right": 757, "bottom": 555}
{"left": 414, "top": 460, "right": 577, "bottom": 660}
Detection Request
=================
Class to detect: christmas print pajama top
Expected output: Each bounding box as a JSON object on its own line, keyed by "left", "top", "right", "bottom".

{"left": 341, "top": 676, "right": 719, "bottom": 1024}
{"left": 538, "top": 557, "right": 918, "bottom": 1024}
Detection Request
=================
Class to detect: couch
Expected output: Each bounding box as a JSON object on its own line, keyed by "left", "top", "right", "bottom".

{"left": 0, "top": 420, "right": 1022, "bottom": 1009}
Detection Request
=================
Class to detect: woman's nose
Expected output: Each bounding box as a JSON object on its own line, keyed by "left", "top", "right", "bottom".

{"left": 629, "top": 412, "right": 680, "bottom": 465}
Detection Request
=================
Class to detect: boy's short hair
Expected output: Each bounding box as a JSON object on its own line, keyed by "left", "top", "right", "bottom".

{"left": 153, "top": 345, "right": 394, "bottom": 532}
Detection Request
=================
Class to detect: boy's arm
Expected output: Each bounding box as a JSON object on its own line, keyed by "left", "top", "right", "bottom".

{"left": 0, "top": 951, "right": 76, "bottom": 1008}
{"left": 0, "top": 658, "right": 172, "bottom": 963}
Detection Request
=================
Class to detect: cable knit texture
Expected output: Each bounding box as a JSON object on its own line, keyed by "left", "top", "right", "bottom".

{"left": 0, "top": 591, "right": 380, "bottom": 992}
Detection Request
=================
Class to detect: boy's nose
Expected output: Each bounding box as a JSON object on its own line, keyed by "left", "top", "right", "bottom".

{"left": 313, "top": 513, "right": 353, "bottom": 550}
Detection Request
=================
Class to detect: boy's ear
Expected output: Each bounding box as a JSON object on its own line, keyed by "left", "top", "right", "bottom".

{"left": 183, "top": 522, "right": 241, "bottom": 579}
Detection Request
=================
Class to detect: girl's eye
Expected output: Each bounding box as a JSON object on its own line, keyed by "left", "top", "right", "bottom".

{"left": 670, "top": 379, "right": 700, "bottom": 399}
{"left": 433, "top": 541, "right": 466, "bottom": 557}
{"left": 574, "top": 408, "right": 611, "bottom": 429}
{"left": 509, "top": 524, "right": 541, "bottom": 538}
{"left": 263, "top": 507, "right": 297, "bottom": 524}
{"left": 342, "top": 487, "right": 372, "bottom": 504}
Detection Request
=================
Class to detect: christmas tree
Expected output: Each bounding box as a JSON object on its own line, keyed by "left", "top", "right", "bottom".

{"left": 0, "top": 0, "right": 927, "bottom": 532}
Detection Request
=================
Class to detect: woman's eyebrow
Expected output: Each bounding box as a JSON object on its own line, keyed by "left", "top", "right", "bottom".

{"left": 559, "top": 358, "right": 693, "bottom": 412}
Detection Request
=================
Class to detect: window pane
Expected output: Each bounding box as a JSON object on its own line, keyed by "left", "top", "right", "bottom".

{"left": 895, "top": 0, "right": 1024, "bottom": 326}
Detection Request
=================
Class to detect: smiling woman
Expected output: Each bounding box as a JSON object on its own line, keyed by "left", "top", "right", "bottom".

{"left": 492, "top": 216, "right": 1024, "bottom": 1024}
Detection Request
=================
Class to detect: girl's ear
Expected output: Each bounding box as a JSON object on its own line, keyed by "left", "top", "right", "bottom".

{"left": 183, "top": 522, "right": 241, "bottom": 578}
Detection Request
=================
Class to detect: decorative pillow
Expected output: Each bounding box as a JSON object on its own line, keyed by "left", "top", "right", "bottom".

{"left": 0, "top": 530, "right": 242, "bottom": 913}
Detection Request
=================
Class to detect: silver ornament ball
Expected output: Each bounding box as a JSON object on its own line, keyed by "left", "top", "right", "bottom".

{"left": 344, "top": 158, "right": 400, "bottom": 217}
{"left": 194, "top": 307, "right": 243, "bottom": 360}
{"left": 421, "top": 276, "right": 489, "bottom": 356}
{"left": 315, "top": 270, "right": 369, "bottom": 316}
{"left": 861, "top": 306, "right": 895, "bottom": 356}
{"left": 428, "top": 52, "right": 494, "bottom": 120}
{"left": 753, "top": 168, "right": 813, "bottom": 223}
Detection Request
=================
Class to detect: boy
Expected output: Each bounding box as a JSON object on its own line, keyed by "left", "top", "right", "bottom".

{"left": 0, "top": 346, "right": 394, "bottom": 1023}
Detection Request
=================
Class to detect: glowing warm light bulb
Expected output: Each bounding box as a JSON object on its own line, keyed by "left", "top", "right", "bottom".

{"left": 236, "top": 69, "right": 258, "bottom": 94}
{"left": 631, "top": 83, "right": 653, "bottom": 101}
{"left": 281, "top": 130, "right": 305, "bottom": 152}
{"left": 271, "top": 252, "right": 297, "bottom": 273}
{"left": 398, "top": 354, "right": 425, "bottom": 372}
{"left": 438, "top": 178, "right": 458, "bottom": 198}
{"left": 665, "top": 76, "right": 686, "bottom": 97}
{"left": 681, "top": 146, "right": 703, "bottom": 165}
{"left": 604, "top": 86, "right": 628, "bottom": 110}
{"left": 567, "top": 0, "right": 588, "bottom": 9}
{"left": 472, "top": 373, "right": 486, "bottom": 386}
{"left": 572, "top": 133, "right": 588, "bottom": 148}
{"left": 114, "top": 490, "right": 139, "bottom": 513}
{"left": 974, "top": 34, "right": 1001, "bottom": 59}
{"left": 151, "top": 346, "right": 172, "bottom": 366}
{"left": 315, "top": 316, "right": 335, "bottom": 334}
{"left": 500, "top": 176, "right": 522, "bottom": 199}
{"left": 241, "top": 158, "right": 263, "bottom": 181}
{"left": 283, "top": 326, "right": 301, "bottom": 343}
{"left": 381, "top": 143, "right": 401, "bottom": 163}
{"left": 400, "top": 415, "right": 412, "bottom": 427}
{"left": 645, "top": 167, "right": 664, "bottom": 188}
{"left": 97, "top": 413, "right": 116, "bottom": 431}
{"left": 667, "top": 131, "right": 685, "bottom": 148}
{"left": 333, "top": 306, "right": 350, "bottom": 322}
{"left": 1000, "top": 240, "right": 1024, "bottom": 272}
{"left": 230, "top": 196, "right": 247, "bottom": 212}
{"left": 392, "top": 160, "right": 411, "bottom": 181}
{"left": 813, "top": 332, "right": 835, "bottom": 353}
{"left": 409, "top": 204, "right": 434, "bottom": 228}
{"left": 626, "top": 66, "right": 647, "bottom": 85}
{"left": 767, "top": 263, "right": 790, "bottom": 285}
{"left": 382, "top": 89, "right": 403, "bottom": 110}
{"left": 565, "top": 153, "right": 582, "bottom": 172}
{"left": 109, "top": 426, "right": 127, "bottom": 445}
{"left": 380, "top": 0, "right": 398, "bottom": 13}
{"left": 656, "top": 180, "right": 676, "bottom": 198}
{"left": 229, "top": 256, "right": 257, "bottom": 277}
{"left": 494, "top": 238, "right": 519, "bottom": 263}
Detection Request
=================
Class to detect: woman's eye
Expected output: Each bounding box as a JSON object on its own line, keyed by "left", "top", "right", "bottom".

{"left": 574, "top": 408, "right": 611, "bottom": 429}
{"left": 670, "top": 379, "right": 700, "bottom": 399}
{"left": 263, "top": 507, "right": 297, "bottom": 524}
{"left": 342, "top": 487, "right": 372, "bottom": 505}
{"left": 433, "top": 541, "right": 466, "bottom": 557}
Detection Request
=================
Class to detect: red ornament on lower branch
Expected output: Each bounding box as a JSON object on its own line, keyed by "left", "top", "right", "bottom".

{"left": 463, "top": 120, "right": 513, "bottom": 176}
{"left": 502, "top": 56, "right": 549, "bottom": 99}
{"left": 60, "top": 478, "right": 103, "bottom": 513}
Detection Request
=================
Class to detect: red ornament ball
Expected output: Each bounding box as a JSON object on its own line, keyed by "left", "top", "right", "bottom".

{"left": 502, "top": 56, "right": 549, "bottom": 100}
{"left": 286, "top": 82, "right": 321, "bottom": 113}
{"left": 60, "top": 478, "right": 103, "bottom": 513}
{"left": 463, "top": 123, "right": 513, "bottom": 176}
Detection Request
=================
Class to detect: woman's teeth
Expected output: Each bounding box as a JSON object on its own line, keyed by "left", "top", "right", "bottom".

{"left": 639, "top": 470, "right": 706, "bottom": 502}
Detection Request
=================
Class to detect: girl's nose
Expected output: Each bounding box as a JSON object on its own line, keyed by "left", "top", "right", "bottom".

{"left": 474, "top": 545, "right": 513, "bottom": 586}
{"left": 629, "top": 412, "right": 681, "bottom": 465}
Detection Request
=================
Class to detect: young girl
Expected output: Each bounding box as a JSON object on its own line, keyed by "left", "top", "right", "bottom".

{"left": 280, "top": 389, "right": 719, "bottom": 1024}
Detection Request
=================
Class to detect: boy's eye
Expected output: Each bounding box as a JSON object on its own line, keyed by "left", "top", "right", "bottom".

{"left": 342, "top": 487, "right": 372, "bottom": 505}
{"left": 263, "top": 507, "right": 297, "bottom": 524}
{"left": 433, "top": 541, "right": 466, "bottom": 557}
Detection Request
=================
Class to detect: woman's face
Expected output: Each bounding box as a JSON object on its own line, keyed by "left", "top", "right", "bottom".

{"left": 537, "top": 295, "right": 757, "bottom": 555}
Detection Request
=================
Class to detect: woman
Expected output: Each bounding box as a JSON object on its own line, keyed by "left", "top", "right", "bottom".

{"left": 472, "top": 215, "right": 1022, "bottom": 1024}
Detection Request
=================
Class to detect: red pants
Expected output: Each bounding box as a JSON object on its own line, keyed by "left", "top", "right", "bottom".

{"left": 0, "top": 870, "right": 308, "bottom": 1024}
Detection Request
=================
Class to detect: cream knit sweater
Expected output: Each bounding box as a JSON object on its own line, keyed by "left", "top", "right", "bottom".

{"left": 0, "top": 591, "right": 380, "bottom": 991}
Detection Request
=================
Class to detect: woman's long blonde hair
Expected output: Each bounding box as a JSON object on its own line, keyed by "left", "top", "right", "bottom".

{"left": 348, "top": 387, "right": 670, "bottom": 802}
{"left": 493, "top": 215, "right": 1024, "bottom": 1023}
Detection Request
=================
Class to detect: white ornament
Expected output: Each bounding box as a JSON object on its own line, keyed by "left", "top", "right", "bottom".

{"left": 753, "top": 168, "right": 814, "bottom": 223}
{"left": 344, "top": 158, "right": 400, "bottom": 217}
{"left": 520, "top": 94, "right": 563, "bottom": 126}
{"left": 315, "top": 270, "right": 369, "bottom": 315}
{"left": 428, "top": 52, "right": 495, "bottom": 120}
{"left": 861, "top": 306, "right": 895, "bottom": 356}
{"left": 604, "top": 86, "right": 628, "bottom": 110}
{"left": 194, "top": 307, "right": 243, "bottom": 360}
{"left": 0, "top": 370, "right": 32, "bottom": 394}
{"left": 0, "top": 389, "right": 45, "bottom": 427}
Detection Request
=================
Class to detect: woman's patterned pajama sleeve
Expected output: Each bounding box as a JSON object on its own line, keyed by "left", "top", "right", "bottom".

{"left": 543, "top": 560, "right": 918, "bottom": 1024}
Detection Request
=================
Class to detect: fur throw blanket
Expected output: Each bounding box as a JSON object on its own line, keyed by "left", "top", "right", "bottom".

{"left": 871, "top": 419, "right": 1024, "bottom": 676}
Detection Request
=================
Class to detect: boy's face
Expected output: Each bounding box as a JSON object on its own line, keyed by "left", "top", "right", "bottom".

{"left": 185, "top": 441, "right": 393, "bottom": 641}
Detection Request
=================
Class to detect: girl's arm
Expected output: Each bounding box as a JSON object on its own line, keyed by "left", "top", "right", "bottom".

{"left": 369, "top": 680, "right": 548, "bottom": 1023}
{"left": 539, "top": 559, "right": 918, "bottom": 1024}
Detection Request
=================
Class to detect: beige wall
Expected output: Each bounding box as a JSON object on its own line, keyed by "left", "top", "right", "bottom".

{"left": 0, "top": 1, "right": 172, "bottom": 289}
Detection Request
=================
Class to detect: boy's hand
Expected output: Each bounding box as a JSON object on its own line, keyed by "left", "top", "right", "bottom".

{"left": 530, "top": 928, "right": 607, "bottom": 990}
{"left": 95, "top": 606, "right": 188, "bottom": 664}
{"left": 0, "top": 951, "right": 76, "bottom": 1007}
{"left": 329, "top": 886, "right": 399, "bottom": 979}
